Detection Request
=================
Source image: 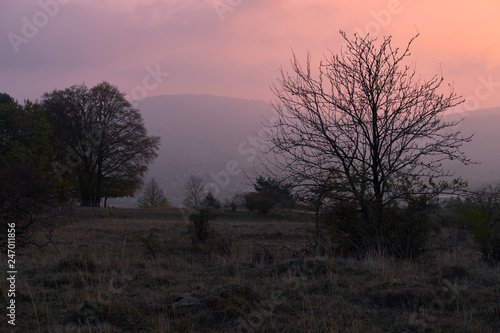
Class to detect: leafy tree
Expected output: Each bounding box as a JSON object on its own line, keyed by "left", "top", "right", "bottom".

{"left": 0, "top": 95, "right": 55, "bottom": 250}
{"left": 42, "top": 81, "right": 160, "bottom": 207}
{"left": 264, "top": 32, "right": 472, "bottom": 256}
{"left": 137, "top": 178, "right": 169, "bottom": 208}
{"left": 0, "top": 93, "right": 14, "bottom": 105}
{"left": 101, "top": 176, "right": 143, "bottom": 208}
{"left": 183, "top": 175, "right": 205, "bottom": 208}
{"left": 0, "top": 98, "right": 51, "bottom": 169}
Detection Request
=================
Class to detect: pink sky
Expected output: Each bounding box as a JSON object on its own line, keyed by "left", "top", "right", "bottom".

{"left": 1, "top": 0, "right": 499, "bottom": 112}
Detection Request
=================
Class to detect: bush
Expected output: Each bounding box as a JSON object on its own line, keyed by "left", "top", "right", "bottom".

{"left": 319, "top": 199, "right": 373, "bottom": 257}
{"left": 0, "top": 164, "right": 56, "bottom": 252}
{"left": 225, "top": 192, "right": 245, "bottom": 211}
{"left": 461, "top": 185, "right": 500, "bottom": 264}
{"left": 382, "top": 199, "right": 438, "bottom": 259}
{"left": 253, "top": 176, "right": 295, "bottom": 209}
{"left": 244, "top": 192, "right": 258, "bottom": 212}
{"left": 319, "top": 197, "right": 437, "bottom": 259}
{"left": 188, "top": 208, "right": 218, "bottom": 242}
{"left": 244, "top": 192, "right": 276, "bottom": 214}
{"left": 137, "top": 230, "right": 161, "bottom": 258}
{"left": 438, "top": 196, "right": 466, "bottom": 228}
{"left": 255, "top": 197, "right": 275, "bottom": 214}
{"left": 0, "top": 96, "right": 58, "bottom": 251}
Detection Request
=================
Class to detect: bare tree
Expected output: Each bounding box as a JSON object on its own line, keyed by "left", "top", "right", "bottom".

{"left": 265, "top": 32, "right": 472, "bottom": 254}
{"left": 183, "top": 175, "right": 205, "bottom": 208}
{"left": 137, "top": 178, "right": 169, "bottom": 208}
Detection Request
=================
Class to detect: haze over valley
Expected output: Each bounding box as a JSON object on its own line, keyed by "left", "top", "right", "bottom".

{"left": 109, "top": 94, "right": 500, "bottom": 207}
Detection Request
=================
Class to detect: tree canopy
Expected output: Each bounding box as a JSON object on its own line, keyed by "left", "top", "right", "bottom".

{"left": 0, "top": 97, "right": 51, "bottom": 170}
{"left": 0, "top": 94, "right": 55, "bottom": 249}
{"left": 42, "top": 81, "right": 160, "bottom": 207}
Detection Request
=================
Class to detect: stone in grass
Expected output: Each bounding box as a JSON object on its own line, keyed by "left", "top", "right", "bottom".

{"left": 172, "top": 292, "right": 201, "bottom": 309}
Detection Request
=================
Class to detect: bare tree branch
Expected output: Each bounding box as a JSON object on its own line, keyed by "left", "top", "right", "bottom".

{"left": 263, "top": 32, "right": 473, "bottom": 250}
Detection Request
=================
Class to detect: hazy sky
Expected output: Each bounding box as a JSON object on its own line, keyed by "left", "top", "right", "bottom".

{"left": 2, "top": 0, "right": 500, "bottom": 113}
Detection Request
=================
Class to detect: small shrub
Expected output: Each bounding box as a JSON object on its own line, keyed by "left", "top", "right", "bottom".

{"left": 244, "top": 192, "right": 275, "bottom": 214}
{"left": 319, "top": 199, "right": 374, "bottom": 257}
{"left": 137, "top": 230, "right": 161, "bottom": 258}
{"left": 188, "top": 208, "right": 218, "bottom": 242}
{"left": 382, "top": 201, "right": 438, "bottom": 259}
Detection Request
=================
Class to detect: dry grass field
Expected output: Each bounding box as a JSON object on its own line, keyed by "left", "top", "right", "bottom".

{"left": 1, "top": 208, "right": 500, "bottom": 332}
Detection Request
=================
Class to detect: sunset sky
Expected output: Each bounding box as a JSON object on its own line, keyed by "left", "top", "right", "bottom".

{"left": 1, "top": 0, "right": 500, "bottom": 113}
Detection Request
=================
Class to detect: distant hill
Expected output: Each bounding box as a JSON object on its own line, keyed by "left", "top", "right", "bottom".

{"left": 442, "top": 107, "right": 500, "bottom": 187}
{"left": 108, "top": 95, "right": 500, "bottom": 207}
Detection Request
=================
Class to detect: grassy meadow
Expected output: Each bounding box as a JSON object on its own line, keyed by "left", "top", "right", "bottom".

{"left": 1, "top": 207, "right": 500, "bottom": 332}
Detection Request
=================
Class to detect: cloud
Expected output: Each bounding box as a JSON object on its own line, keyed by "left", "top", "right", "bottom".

{"left": 0, "top": 0, "right": 499, "bottom": 108}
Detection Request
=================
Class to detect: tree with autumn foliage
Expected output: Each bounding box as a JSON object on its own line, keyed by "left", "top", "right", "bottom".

{"left": 42, "top": 82, "right": 160, "bottom": 207}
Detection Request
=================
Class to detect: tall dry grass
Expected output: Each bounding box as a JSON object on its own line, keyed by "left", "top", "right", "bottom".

{"left": 0, "top": 209, "right": 499, "bottom": 332}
